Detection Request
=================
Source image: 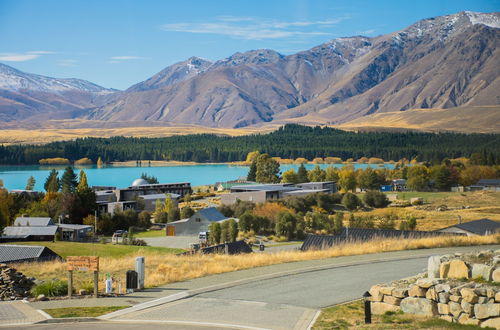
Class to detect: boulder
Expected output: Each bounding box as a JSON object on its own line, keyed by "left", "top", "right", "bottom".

{"left": 449, "top": 301, "right": 463, "bottom": 318}
{"left": 495, "top": 292, "right": 500, "bottom": 303}
{"left": 486, "top": 288, "right": 495, "bottom": 299}
{"left": 472, "top": 264, "right": 494, "bottom": 281}
{"left": 461, "top": 288, "right": 479, "bottom": 303}
{"left": 428, "top": 256, "right": 441, "bottom": 279}
{"left": 379, "top": 286, "right": 394, "bottom": 295}
{"left": 438, "top": 303, "right": 450, "bottom": 315}
{"left": 383, "top": 295, "right": 402, "bottom": 306}
{"left": 408, "top": 285, "right": 426, "bottom": 297}
{"left": 449, "top": 295, "right": 462, "bottom": 303}
{"left": 478, "top": 297, "right": 488, "bottom": 304}
{"left": 493, "top": 268, "right": 500, "bottom": 282}
{"left": 438, "top": 292, "right": 450, "bottom": 304}
{"left": 369, "top": 284, "right": 384, "bottom": 302}
{"left": 440, "top": 315, "right": 453, "bottom": 322}
{"left": 461, "top": 301, "right": 474, "bottom": 315}
{"left": 458, "top": 313, "right": 480, "bottom": 325}
{"left": 392, "top": 288, "right": 408, "bottom": 299}
{"left": 474, "top": 303, "right": 500, "bottom": 319}
{"left": 447, "top": 260, "right": 470, "bottom": 279}
{"left": 435, "top": 284, "right": 451, "bottom": 293}
{"left": 400, "top": 297, "right": 438, "bottom": 316}
{"left": 371, "top": 302, "right": 401, "bottom": 315}
{"left": 440, "top": 262, "right": 450, "bottom": 278}
{"left": 426, "top": 287, "right": 438, "bottom": 301}
{"left": 481, "top": 317, "right": 500, "bottom": 328}
{"left": 416, "top": 278, "right": 440, "bottom": 288}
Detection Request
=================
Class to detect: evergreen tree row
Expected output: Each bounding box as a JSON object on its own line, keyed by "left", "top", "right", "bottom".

{"left": 0, "top": 124, "right": 498, "bottom": 165}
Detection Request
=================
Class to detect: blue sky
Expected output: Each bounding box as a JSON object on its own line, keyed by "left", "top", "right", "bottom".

{"left": 0, "top": 0, "right": 498, "bottom": 90}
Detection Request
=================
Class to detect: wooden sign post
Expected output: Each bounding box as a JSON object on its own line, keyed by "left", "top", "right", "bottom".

{"left": 66, "top": 256, "right": 99, "bottom": 298}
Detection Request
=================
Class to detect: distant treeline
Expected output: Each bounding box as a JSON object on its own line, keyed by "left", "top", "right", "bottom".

{"left": 0, "top": 125, "right": 499, "bottom": 165}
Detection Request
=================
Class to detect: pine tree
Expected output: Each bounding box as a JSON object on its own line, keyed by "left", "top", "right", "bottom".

{"left": 25, "top": 176, "right": 36, "bottom": 190}
{"left": 247, "top": 161, "right": 257, "bottom": 181}
{"left": 297, "top": 164, "right": 309, "bottom": 183}
{"left": 44, "top": 169, "right": 60, "bottom": 192}
{"left": 61, "top": 167, "right": 77, "bottom": 194}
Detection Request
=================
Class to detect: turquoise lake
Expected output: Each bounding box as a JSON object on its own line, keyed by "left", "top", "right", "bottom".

{"left": 0, "top": 163, "right": 394, "bottom": 191}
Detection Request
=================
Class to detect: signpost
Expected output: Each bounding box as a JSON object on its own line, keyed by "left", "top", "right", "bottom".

{"left": 67, "top": 256, "right": 99, "bottom": 298}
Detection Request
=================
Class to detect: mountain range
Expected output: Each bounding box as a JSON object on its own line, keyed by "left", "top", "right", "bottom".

{"left": 1, "top": 11, "right": 499, "bottom": 133}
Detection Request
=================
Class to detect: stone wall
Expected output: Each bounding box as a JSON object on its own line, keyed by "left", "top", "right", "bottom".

{"left": 368, "top": 249, "right": 500, "bottom": 328}
{"left": 0, "top": 263, "right": 34, "bottom": 300}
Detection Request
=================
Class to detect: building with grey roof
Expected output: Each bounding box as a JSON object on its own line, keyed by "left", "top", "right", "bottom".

{"left": 1, "top": 226, "right": 58, "bottom": 242}
{"left": 14, "top": 217, "right": 54, "bottom": 227}
{"left": 167, "top": 207, "right": 236, "bottom": 236}
{"left": 0, "top": 245, "right": 61, "bottom": 263}
{"left": 221, "top": 182, "right": 337, "bottom": 205}
{"left": 436, "top": 219, "right": 500, "bottom": 236}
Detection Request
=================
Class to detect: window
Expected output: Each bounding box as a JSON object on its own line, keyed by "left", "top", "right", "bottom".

{"left": 196, "top": 218, "right": 201, "bottom": 222}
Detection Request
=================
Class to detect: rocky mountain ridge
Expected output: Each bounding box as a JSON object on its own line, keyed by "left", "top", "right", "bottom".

{"left": 0, "top": 11, "right": 498, "bottom": 131}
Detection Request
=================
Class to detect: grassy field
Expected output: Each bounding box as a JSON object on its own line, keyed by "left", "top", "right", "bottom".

{"left": 134, "top": 230, "right": 166, "bottom": 238}
{"left": 11, "top": 234, "right": 499, "bottom": 295}
{"left": 43, "top": 306, "right": 129, "bottom": 318}
{"left": 6, "top": 241, "right": 184, "bottom": 258}
{"left": 358, "top": 191, "right": 500, "bottom": 232}
{"left": 313, "top": 300, "right": 489, "bottom": 329}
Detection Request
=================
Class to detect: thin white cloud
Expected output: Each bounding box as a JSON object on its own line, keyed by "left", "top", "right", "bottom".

{"left": 357, "top": 29, "right": 376, "bottom": 35}
{"left": 28, "top": 50, "right": 57, "bottom": 55}
{"left": 161, "top": 16, "right": 349, "bottom": 40}
{"left": 110, "top": 56, "right": 148, "bottom": 60}
{"left": 58, "top": 59, "right": 78, "bottom": 67}
{"left": 0, "top": 50, "right": 56, "bottom": 62}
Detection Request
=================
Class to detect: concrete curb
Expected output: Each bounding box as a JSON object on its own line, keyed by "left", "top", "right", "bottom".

{"left": 99, "top": 253, "right": 431, "bottom": 320}
{"left": 36, "top": 317, "right": 99, "bottom": 323}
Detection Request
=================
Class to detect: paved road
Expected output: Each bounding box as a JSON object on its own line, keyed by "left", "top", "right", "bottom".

{"left": 3, "top": 245, "right": 498, "bottom": 329}
{"left": 108, "top": 245, "right": 499, "bottom": 330}
{"left": 1, "top": 322, "right": 221, "bottom": 330}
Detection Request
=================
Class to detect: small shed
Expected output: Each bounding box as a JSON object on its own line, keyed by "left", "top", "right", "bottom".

{"left": 167, "top": 207, "right": 233, "bottom": 236}
{"left": 0, "top": 245, "right": 61, "bottom": 263}
{"left": 58, "top": 224, "right": 94, "bottom": 241}
{"left": 435, "top": 219, "right": 500, "bottom": 236}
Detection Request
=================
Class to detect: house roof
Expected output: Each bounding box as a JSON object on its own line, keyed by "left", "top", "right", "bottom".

{"left": 438, "top": 219, "right": 500, "bottom": 235}
{"left": 476, "top": 179, "right": 500, "bottom": 186}
{"left": 3, "top": 226, "right": 58, "bottom": 237}
{"left": 0, "top": 245, "right": 61, "bottom": 263}
{"left": 301, "top": 228, "right": 462, "bottom": 251}
{"left": 195, "top": 207, "right": 227, "bottom": 222}
{"left": 139, "top": 193, "right": 181, "bottom": 200}
{"left": 14, "top": 217, "right": 54, "bottom": 227}
{"left": 58, "top": 224, "right": 93, "bottom": 230}
{"left": 231, "top": 183, "right": 297, "bottom": 192}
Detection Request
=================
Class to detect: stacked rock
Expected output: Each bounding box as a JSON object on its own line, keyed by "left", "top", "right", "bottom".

{"left": 368, "top": 250, "right": 500, "bottom": 328}
{"left": 0, "top": 263, "right": 35, "bottom": 300}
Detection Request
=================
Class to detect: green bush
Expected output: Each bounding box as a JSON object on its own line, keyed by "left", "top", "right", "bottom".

{"left": 363, "top": 191, "right": 390, "bottom": 208}
{"left": 31, "top": 280, "right": 68, "bottom": 297}
{"left": 342, "top": 193, "right": 361, "bottom": 210}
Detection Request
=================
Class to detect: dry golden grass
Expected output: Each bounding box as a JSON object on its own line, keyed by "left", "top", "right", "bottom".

{"left": 13, "top": 234, "right": 499, "bottom": 293}
{"left": 0, "top": 124, "right": 273, "bottom": 145}
{"left": 357, "top": 191, "right": 500, "bottom": 231}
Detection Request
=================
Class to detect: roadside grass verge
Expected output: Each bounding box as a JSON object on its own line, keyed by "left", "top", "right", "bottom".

{"left": 4, "top": 241, "right": 184, "bottom": 258}
{"left": 12, "top": 234, "right": 499, "bottom": 294}
{"left": 313, "top": 300, "right": 490, "bottom": 329}
{"left": 43, "top": 306, "right": 129, "bottom": 318}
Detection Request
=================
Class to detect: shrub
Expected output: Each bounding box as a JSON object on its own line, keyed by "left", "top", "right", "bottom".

{"left": 342, "top": 193, "right": 361, "bottom": 210}
{"left": 31, "top": 280, "right": 68, "bottom": 297}
{"left": 363, "top": 191, "right": 390, "bottom": 208}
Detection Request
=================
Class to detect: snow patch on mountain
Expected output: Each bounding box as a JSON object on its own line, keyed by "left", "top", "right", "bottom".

{"left": 466, "top": 11, "right": 500, "bottom": 29}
